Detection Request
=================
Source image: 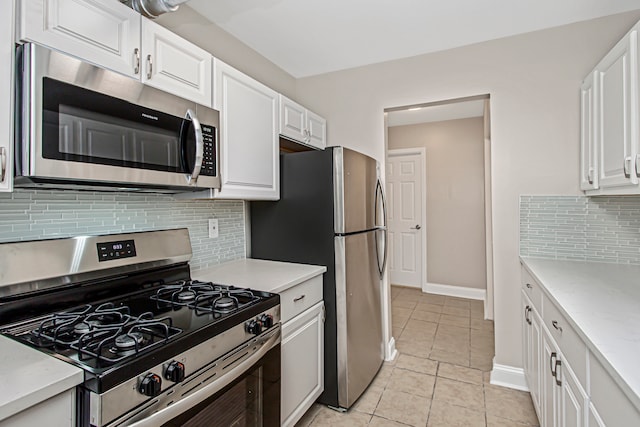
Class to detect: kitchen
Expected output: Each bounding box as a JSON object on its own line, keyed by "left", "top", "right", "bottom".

{"left": 1, "top": 0, "right": 640, "bottom": 426}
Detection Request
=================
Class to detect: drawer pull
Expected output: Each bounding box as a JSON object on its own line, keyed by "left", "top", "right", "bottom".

{"left": 524, "top": 306, "right": 532, "bottom": 325}
{"left": 526, "top": 283, "right": 532, "bottom": 289}
{"left": 550, "top": 352, "right": 557, "bottom": 377}
{"left": 552, "top": 320, "right": 563, "bottom": 333}
{"left": 555, "top": 359, "right": 562, "bottom": 386}
{"left": 293, "top": 295, "right": 306, "bottom": 302}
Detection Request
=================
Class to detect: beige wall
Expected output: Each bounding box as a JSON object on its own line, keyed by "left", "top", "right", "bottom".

{"left": 155, "top": 6, "right": 296, "bottom": 98}
{"left": 295, "top": 11, "right": 640, "bottom": 370}
{"left": 388, "top": 117, "right": 486, "bottom": 290}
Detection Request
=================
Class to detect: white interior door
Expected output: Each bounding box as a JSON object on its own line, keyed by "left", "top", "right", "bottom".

{"left": 386, "top": 149, "right": 425, "bottom": 288}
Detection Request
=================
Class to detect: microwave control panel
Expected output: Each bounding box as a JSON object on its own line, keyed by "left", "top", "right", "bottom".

{"left": 201, "top": 125, "right": 216, "bottom": 176}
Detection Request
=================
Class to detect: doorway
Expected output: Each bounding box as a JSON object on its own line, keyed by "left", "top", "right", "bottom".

{"left": 384, "top": 95, "right": 493, "bottom": 319}
{"left": 386, "top": 148, "right": 427, "bottom": 289}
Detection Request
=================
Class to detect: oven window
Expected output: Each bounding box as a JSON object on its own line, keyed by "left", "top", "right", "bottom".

{"left": 161, "top": 345, "right": 280, "bottom": 427}
{"left": 41, "top": 77, "right": 194, "bottom": 174}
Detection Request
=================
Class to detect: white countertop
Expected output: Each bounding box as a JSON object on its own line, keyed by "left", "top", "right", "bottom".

{"left": 521, "top": 257, "right": 640, "bottom": 411}
{"left": 0, "top": 336, "right": 83, "bottom": 422}
{"left": 193, "top": 258, "right": 326, "bottom": 294}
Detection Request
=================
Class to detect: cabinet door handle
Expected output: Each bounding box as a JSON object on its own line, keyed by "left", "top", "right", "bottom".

{"left": 555, "top": 359, "right": 562, "bottom": 386}
{"left": 524, "top": 306, "right": 532, "bottom": 325}
{"left": 552, "top": 320, "right": 563, "bottom": 333}
{"left": 293, "top": 295, "right": 306, "bottom": 302}
{"left": 550, "top": 352, "right": 557, "bottom": 377}
{"left": 636, "top": 155, "right": 640, "bottom": 178}
{"left": 0, "top": 147, "right": 6, "bottom": 183}
{"left": 624, "top": 156, "right": 632, "bottom": 178}
{"left": 133, "top": 48, "right": 140, "bottom": 74}
{"left": 147, "top": 54, "right": 153, "bottom": 79}
{"left": 587, "top": 168, "right": 594, "bottom": 184}
{"left": 526, "top": 283, "right": 532, "bottom": 289}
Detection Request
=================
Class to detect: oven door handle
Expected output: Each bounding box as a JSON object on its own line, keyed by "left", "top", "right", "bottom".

{"left": 126, "top": 327, "right": 280, "bottom": 427}
{"left": 184, "top": 109, "right": 204, "bottom": 184}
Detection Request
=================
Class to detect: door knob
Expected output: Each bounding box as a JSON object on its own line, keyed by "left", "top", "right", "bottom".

{"left": 410, "top": 225, "right": 421, "bottom": 230}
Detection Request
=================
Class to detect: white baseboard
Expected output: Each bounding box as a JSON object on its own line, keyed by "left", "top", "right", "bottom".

{"left": 385, "top": 337, "right": 398, "bottom": 362}
{"left": 423, "top": 282, "right": 486, "bottom": 301}
{"left": 490, "top": 362, "right": 529, "bottom": 391}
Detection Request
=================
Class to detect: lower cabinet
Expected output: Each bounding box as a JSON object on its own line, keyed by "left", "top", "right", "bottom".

{"left": 521, "top": 264, "right": 639, "bottom": 427}
{"left": 281, "top": 301, "right": 324, "bottom": 427}
{"left": 0, "top": 389, "right": 75, "bottom": 427}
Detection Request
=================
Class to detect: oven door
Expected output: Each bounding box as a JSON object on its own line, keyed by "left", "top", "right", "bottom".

{"left": 17, "top": 43, "right": 220, "bottom": 191}
{"left": 115, "top": 330, "right": 280, "bottom": 427}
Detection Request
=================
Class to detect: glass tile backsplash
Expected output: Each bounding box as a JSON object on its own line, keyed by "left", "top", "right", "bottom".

{"left": 520, "top": 195, "right": 640, "bottom": 263}
{"left": 0, "top": 189, "right": 246, "bottom": 271}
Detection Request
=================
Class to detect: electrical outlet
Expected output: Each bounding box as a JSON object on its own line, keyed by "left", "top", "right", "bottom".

{"left": 208, "top": 219, "right": 219, "bottom": 239}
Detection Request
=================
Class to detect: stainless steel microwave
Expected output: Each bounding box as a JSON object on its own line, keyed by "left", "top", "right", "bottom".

{"left": 15, "top": 43, "right": 220, "bottom": 192}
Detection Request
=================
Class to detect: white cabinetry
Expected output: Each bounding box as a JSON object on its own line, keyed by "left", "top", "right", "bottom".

{"left": 580, "top": 22, "right": 640, "bottom": 194}
{"left": 279, "top": 274, "right": 324, "bottom": 427}
{"left": 0, "top": 389, "right": 75, "bottom": 427}
{"left": 0, "top": 0, "right": 14, "bottom": 192}
{"left": 522, "top": 294, "right": 541, "bottom": 417}
{"left": 580, "top": 72, "right": 597, "bottom": 191}
{"left": 280, "top": 95, "right": 326, "bottom": 150}
{"left": 18, "top": 0, "right": 141, "bottom": 78}
{"left": 214, "top": 59, "right": 280, "bottom": 200}
{"left": 141, "top": 18, "right": 212, "bottom": 106}
{"left": 18, "top": 0, "right": 213, "bottom": 106}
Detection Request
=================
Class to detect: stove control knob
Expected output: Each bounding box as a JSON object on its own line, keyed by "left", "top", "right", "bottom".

{"left": 245, "top": 319, "right": 262, "bottom": 335}
{"left": 259, "top": 314, "right": 274, "bottom": 329}
{"left": 165, "top": 361, "right": 185, "bottom": 383}
{"left": 139, "top": 373, "right": 162, "bottom": 397}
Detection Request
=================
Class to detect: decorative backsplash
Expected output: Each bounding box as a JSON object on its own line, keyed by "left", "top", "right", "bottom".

{"left": 520, "top": 195, "right": 640, "bottom": 264}
{"left": 0, "top": 189, "right": 246, "bottom": 271}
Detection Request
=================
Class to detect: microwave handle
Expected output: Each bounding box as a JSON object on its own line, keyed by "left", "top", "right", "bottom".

{"left": 185, "top": 109, "right": 204, "bottom": 183}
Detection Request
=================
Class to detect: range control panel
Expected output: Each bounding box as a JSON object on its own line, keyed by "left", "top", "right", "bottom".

{"left": 97, "top": 239, "right": 136, "bottom": 262}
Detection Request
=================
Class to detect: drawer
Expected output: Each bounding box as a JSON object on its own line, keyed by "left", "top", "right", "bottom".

{"left": 541, "top": 293, "right": 588, "bottom": 389}
{"left": 280, "top": 274, "right": 323, "bottom": 323}
{"left": 521, "top": 266, "right": 543, "bottom": 313}
{"left": 590, "top": 353, "right": 640, "bottom": 425}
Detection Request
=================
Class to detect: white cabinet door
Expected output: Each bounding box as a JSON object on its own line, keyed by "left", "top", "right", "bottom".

{"left": 281, "top": 301, "right": 324, "bottom": 427}
{"left": 0, "top": 0, "right": 14, "bottom": 192}
{"left": 559, "top": 361, "right": 587, "bottom": 427}
{"left": 0, "top": 389, "right": 75, "bottom": 427}
{"left": 280, "top": 95, "right": 306, "bottom": 143}
{"left": 580, "top": 72, "right": 598, "bottom": 191}
{"left": 141, "top": 18, "right": 212, "bottom": 107}
{"left": 523, "top": 295, "right": 542, "bottom": 417}
{"left": 542, "top": 330, "right": 560, "bottom": 427}
{"left": 279, "top": 95, "right": 327, "bottom": 150}
{"left": 307, "top": 109, "right": 327, "bottom": 150}
{"left": 597, "top": 29, "right": 638, "bottom": 189}
{"left": 587, "top": 404, "right": 606, "bottom": 427}
{"left": 18, "top": 0, "right": 141, "bottom": 78}
{"left": 214, "top": 59, "right": 279, "bottom": 200}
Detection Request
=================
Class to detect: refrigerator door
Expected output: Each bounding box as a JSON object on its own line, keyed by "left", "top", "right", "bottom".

{"left": 335, "top": 230, "right": 384, "bottom": 408}
{"left": 334, "top": 147, "right": 379, "bottom": 234}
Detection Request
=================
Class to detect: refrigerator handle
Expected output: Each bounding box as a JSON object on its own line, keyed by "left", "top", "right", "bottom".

{"left": 375, "top": 179, "right": 389, "bottom": 278}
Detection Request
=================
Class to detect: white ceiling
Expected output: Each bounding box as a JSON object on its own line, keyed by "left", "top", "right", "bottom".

{"left": 187, "top": 0, "right": 640, "bottom": 78}
{"left": 387, "top": 100, "right": 485, "bottom": 127}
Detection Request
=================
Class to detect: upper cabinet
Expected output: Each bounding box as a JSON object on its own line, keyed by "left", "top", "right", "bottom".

{"left": 280, "top": 95, "right": 327, "bottom": 150}
{"left": 141, "top": 18, "right": 212, "bottom": 106}
{"left": 0, "top": 0, "right": 14, "bottom": 192}
{"left": 580, "top": 23, "right": 640, "bottom": 195}
{"left": 214, "top": 59, "right": 280, "bottom": 200}
{"left": 18, "top": 0, "right": 141, "bottom": 78}
{"left": 18, "top": 0, "right": 212, "bottom": 106}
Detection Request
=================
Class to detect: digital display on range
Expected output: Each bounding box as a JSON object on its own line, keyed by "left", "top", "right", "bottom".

{"left": 97, "top": 239, "right": 136, "bottom": 262}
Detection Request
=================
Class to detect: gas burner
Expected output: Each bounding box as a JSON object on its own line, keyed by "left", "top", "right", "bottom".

{"left": 213, "top": 295, "right": 238, "bottom": 312}
{"left": 150, "top": 280, "right": 220, "bottom": 306}
{"left": 74, "top": 320, "right": 102, "bottom": 335}
{"left": 114, "top": 332, "right": 144, "bottom": 351}
{"left": 176, "top": 291, "right": 197, "bottom": 302}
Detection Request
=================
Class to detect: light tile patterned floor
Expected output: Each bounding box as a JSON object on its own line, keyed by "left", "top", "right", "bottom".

{"left": 295, "top": 286, "right": 539, "bottom": 427}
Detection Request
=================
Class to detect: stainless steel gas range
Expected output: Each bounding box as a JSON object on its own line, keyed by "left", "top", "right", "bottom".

{"left": 0, "top": 228, "right": 281, "bottom": 427}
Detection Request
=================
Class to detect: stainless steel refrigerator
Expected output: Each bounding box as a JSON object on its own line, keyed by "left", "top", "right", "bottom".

{"left": 250, "top": 146, "right": 388, "bottom": 409}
